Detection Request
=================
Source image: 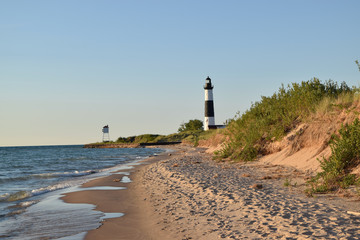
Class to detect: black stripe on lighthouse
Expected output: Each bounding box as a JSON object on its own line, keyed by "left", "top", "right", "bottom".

{"left": 205, "top": 100, "right": 214, "bottom": 117}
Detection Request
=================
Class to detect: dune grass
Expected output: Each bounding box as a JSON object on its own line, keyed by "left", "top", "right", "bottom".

{"left": 307, "top": 118, "right": 360, "bottom": 195}
{"left": 216, "top": 78, "right": 353, "bottom": 162}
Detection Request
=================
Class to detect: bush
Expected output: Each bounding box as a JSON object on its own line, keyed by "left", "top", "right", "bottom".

{"left": 178, "top": 119, "right": 203, "bottom": 132}
{"left": 308, "top": 118, "right": 360, "bottom": 193}
{"left": 322, "top": 119, "right": 360, "bottom": 174}
{"left": 218, "top": 78, "right": 352, "bottom": 162}
{"left": 116, "top": 134, "right": 161, "bottom": 143}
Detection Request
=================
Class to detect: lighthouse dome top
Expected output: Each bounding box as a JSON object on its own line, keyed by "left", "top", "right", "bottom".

{"left": 204, "top": 76, "right": 214, "bottom": 90}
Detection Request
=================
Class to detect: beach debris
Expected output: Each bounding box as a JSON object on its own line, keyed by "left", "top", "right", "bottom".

{"left": 113, "top": 179, "right": 121, "bottom": 182}
{"left": 172, "top": 163, "right": 179, "bottom": 167}
{"left": 251, "top": 184, "right": 263, "bottom": 189}
{"left": 213, "top": 174, "right": 219, "bottom": 178}
{"left": 168, "top": 153, "right": 172, "bottom": 156}
{"left": 272, "top": 174, "right": 283, "bottom": 179}
{"left": 242, "top": 173, "right": 251, "bottom": 177}
{"left": 260, "top": 176, "right": 272, "bottom": 180}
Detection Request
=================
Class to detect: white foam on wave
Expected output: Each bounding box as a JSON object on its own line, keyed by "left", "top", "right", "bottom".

{"left": 32, "top": 169, "right": 97, "bottom": 179}
{"left": 2, "top": 190, "right": 31, "bottom": 202}
{"left": 5, "top": 200, "right": 40, "bottom": 217}
{"left": 1, "top": 181, "right": 79, "bottom": 203}
{"left": 19, "top": 200, "right": 39, "bottom": 208}
{"left": 31, "top": 182, "right": 74, "bottom": 196}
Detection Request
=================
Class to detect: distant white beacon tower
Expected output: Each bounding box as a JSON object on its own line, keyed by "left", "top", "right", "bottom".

{"left": 102, "top": 125, "right": 110, "bottom": 142}
{"left": 204, "top": 76, "right": 215, "bottom": 130}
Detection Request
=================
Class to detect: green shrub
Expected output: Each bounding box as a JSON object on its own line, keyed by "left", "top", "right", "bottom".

{"left": 178, "top": 119, "right": 203, "bottom": 132}
{"left": 284, "top": 178, "right": 291, "bottom": 187}
{"left": 308, "top": 119, "right": 360, "bottom": 194}
{"left": 134, "top": 134, "right": 160, "bottom": 143}
{"left": 116, "top": 134, "right": 162, "bottom": 144}
{"left": 218, "top": 78, "right": 352, "bottom": 162}
{"left": 116, "top": 136, "right": 136, "bottom": 143}
{"left": 322, "top": 119, "right": 360, "bottom": 174}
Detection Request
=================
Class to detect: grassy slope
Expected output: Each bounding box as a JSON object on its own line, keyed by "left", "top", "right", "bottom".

{"left": 217, "top": 78, "right": 353, "bottom": 161}
{"left": 208, "top": 78, "right": 360, "bottom": 194}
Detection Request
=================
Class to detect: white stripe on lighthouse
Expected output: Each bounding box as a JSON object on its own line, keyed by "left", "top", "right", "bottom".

{"left": 204, "top": 116, "right": 215, "bottom": 130}
{"left": 205, "top": 89, "right": 213, "bottom": 101}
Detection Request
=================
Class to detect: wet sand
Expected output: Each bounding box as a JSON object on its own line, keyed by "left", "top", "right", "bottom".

{"left": 63, "top": 146, "right": 360, "bottom": 239}
{"left": 62, "top": 149, "right": 175, "bottom": 240}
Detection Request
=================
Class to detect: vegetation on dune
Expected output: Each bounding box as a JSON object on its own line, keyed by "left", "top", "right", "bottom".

{"left": 116, "top": 134, "right": 161, "bottom": 144}
{"left": 214, "top": 72, "right": 360, "bottom": 194}
{"left": 178, "top": 119, "right": 203, "bottom": 132}
{"left": 152, "top": 130, "right": 203, "bottom": 144}
{"left": 89, "top": 119, "right": 218, "bottom": 147}
{"left": 217, "top": 78, "right": 354, "bottom": 162}
{"left": 91, "top": 119, "right": 210, "bottom": 146}
{"left": 307, "top": 118, "right": 360, "bottom": 195}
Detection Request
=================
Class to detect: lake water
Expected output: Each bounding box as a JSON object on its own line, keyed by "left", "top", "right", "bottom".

{"left": 0, "top": 145, "right": 164, "bottom": 239}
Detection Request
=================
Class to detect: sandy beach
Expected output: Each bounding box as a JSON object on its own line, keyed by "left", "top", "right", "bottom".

{"left": 63, "top": 146, "right": 360, "bottom": 239}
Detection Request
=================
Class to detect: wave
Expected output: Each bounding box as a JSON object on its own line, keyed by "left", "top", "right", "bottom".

{"left": 0, "top": 164, "right": 134, "bottom": 203}
{"left": 0, "top": 191, "right": 31, "bottom": 202}
{"left": 64, "top": 156, "right": 88, "bottom": 161}
{"left": 32, "top": 170, "right": 98, "bottom": 179}
{"left": 11, "top": 200, "right": 40, "bottom": 208}
{"left": 3, "top": 200, "right": 40, "bottom": 218}
{"left": 0, "top": 152, "right": 160, "bottom": 204}
{"left": 30, "top": 182, "right": 73, "bottom": 196}
{"left": 0, "top": 169, "right": 98, "bottom": 184}
{"left": 0, "top": 182, "right": 75, "bottom": 203}
{"left": 6, "top": 208, "right": 26, "bottom": 217}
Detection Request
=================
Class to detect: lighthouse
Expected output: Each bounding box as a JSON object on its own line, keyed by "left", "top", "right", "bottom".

{"left": 204, "top": 76, "right": 215, "bottom": 130}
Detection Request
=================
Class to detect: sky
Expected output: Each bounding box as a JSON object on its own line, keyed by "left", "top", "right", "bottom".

{"left": 1, "top": 0, "right": 360, "bottom": 146}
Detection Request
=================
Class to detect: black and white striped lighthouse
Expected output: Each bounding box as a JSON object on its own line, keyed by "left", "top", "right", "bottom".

{"left": 204, "top": 76, "right": 215, "bottom": 130}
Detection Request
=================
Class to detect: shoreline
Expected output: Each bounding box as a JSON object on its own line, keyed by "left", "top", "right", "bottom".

{"left": 62, "top": 146, "right": 181, "bottom": 239}
{"left": 63, "top": 145, "right": 360, "bottom": 239}
{"left": 0, "top": 146, "right": 165, "bottom": 240}
{"left": 83, "top": 142, "right": 182, "bottom": 149}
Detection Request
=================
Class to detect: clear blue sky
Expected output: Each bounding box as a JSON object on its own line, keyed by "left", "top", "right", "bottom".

{"left": 1, "top": 0, "right": 359, "bottom": 146}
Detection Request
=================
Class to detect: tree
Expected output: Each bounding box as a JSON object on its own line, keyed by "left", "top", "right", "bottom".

{"left": 356, "top": 60, "right": 360, "bottom": 71}
{"left": 178, "top": 119, "right": 203, "bottom": 132}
